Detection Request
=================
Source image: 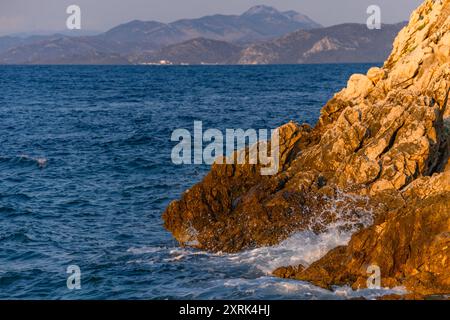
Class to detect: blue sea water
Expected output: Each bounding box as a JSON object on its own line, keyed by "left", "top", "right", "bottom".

{"left": 0, "top": 64, "right": 401, "bottom": 300}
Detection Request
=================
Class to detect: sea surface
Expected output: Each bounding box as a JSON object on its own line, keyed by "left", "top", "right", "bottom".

{"left": 0, "top": 64, "right": 404, "bottom": 299}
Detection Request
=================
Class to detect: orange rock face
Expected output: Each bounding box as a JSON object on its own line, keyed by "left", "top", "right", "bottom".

{"left": 163, "top": 0, "right": 450, "bottom": 296}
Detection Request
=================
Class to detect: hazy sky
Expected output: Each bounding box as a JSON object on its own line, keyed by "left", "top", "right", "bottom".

{"left": 0, "top": 0, "right": 423, "bottom": 35}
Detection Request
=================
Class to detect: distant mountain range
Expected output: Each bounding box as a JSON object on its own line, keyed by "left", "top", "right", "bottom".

{"left": 237, "top": 23, "right": 406, "bottom": 64}
{"left": 0, "top": 5, "right": 405, "bottom": 65}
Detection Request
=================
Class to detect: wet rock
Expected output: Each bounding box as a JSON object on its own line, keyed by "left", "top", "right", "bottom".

{"left": 272, "top": 265, "right": 305, "bottom": 279}
{"left": 293, "top": 172, "right": 450, "bottom": 295}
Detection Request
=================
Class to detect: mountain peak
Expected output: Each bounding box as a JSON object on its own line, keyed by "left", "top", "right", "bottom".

{"left": 242, "top": 5, "right": 280, "bottom": 16}
{"left": 242, "top": 5, "right": 322, "bottom": 28}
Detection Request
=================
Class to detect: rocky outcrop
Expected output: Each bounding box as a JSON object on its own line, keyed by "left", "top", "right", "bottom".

{"left": 163, "top": 121, "right": 317, "bottom": 252}
{"left": 278, "top": 170, "right": 450, "bottom": 295}
{"left": 163, "top": 0, "right": 450, "bottom": 296}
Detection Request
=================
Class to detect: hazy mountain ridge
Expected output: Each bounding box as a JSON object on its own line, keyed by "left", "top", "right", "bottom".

{"left": 138, "top": 23, "right": 406, "bottom": 65}
{"left": 132, "top": 38, "right": 243, "bottom": 65}
{"left": 0, "top": 6, "right": 404, "bottom": 65}
{"left": 101, "top": 5, "right": 321, "bottom": 50}
{"left": 237, "top": 23, "right": 406, "bottom": 64}
{"left": 0, "top": 5, "right": 320, "bottom": 64}
{"left": 0, "top": 37, "right": 128, "bottom": 65}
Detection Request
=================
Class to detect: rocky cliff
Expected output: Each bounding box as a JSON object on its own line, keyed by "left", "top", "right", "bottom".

{"left": 163, "top": 0, "right": 450, "bottom": 296}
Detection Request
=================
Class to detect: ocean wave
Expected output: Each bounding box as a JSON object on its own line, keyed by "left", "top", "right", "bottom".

{"left": 0, "top": 155, "right": 48, "bottom": 168}
{"left": 226, "top": 190, "right": 374, "bottom": 274}
{"left": 127, "top": 190, "right": 375, "bottom": 298}
{"left": 0, "top": 206, "right": 16, "bottom": 214}
{"left": 0, "top": 231, "right": 34, "bottom": 243}
{"left": 332, "top": 285, "right": 407, "bottom": 300}
{"left": 127, "top": 246, "right": 164, "bottom": 255}
{"left": 219, "top": 277, "right": 405, "bottom": 300}
{"left": 225, "top": 230, "right": 353, "bottom": 275}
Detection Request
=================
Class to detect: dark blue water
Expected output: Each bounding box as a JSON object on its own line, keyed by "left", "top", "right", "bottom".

{"left": 0, "top": 64, "right": 394, "bottom": 300}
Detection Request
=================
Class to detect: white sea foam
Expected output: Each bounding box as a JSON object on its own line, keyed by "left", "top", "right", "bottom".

{"left": 226, "top": 229, "right": 353, "bottom": 274}
{"left": 228, "top": 190, "right": 374, "bottom": 274}
{"left": 18, "top": 154, "right": 48, "bottom": 168}
{"left": 127, "top": 246, "right": 163, "bottom": 254}
{"left": 219, "top": 276, "right": 334, "bottom": 298}
{"left": 36, "top": 158, "right": 48, "bottom": 168}
{"left": 210, "top": 277, "right": 405, "bottom": 300}
{"left": 332, "top": 285, "right": 407, "bottom": 300}
{"left": 128, "top": 191, "right": 384, "bottom": 299}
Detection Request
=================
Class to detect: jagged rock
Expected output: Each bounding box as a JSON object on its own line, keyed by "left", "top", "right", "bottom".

{"left": 292, "top": 171, "right": 450, "bottom": 295}
{"left": 340, "top": 74, "right": 374, "bottom": 101}
{"left": 273, "top": 265, "right": 305, "bottom": 279}
{"left": 366, "top": 67, "right": 386, "bottom": 85}
{"left": 163, "top": 121, "right": 314, "bottom": 252}
{"left": 163, "top": 0, "right": 450, "bottom": 295}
